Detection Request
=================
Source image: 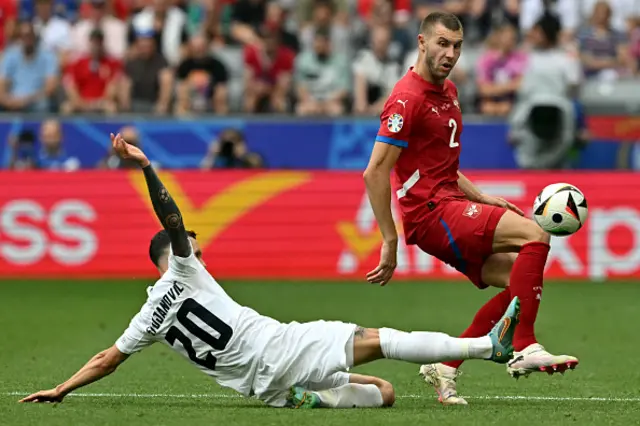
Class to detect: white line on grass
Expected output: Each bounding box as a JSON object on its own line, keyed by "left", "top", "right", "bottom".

{"left": 4, "top": 392, "right": 640, "bottom": 402}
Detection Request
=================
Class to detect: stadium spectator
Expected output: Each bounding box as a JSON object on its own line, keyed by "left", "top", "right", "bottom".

{"left": 299, "top": 0, "right": 351, "bottom": 58}
{"left": 71, "top": 0, "right": 127, "bottom": 60}
{"left": 61, "top": 29, "right": 121, "bottom": 115}
{"left": 510, "top": 13, "right": 584, "bottom": 169}
{"left": 243, "top": 28, "right": 295, "bottom": 113}
{"left": 455, "top": 0, "right": 521, "bottom": 44}
{"left": 128, "top": 0, "right": 189, "bottom": 66}
{"left": 476, "top": 24, "right": 527, "bottom": 116}
{"left": 578, "top": 0, "right": 632, "bottom": 80}
{"left": 119, "top": 30, "right": 173, "bottom": 114}
{"left": 175, "top": 34, "right": 229, "bottom": 115}
{"left": 230, "top": 0, "right": 299, "bottom": 51}
{"left": 581, "top": 0, "right": 640, "bottom": 34}
{"left": 37, "top": 119, "right": 79, "bottom": 171}
{"left": 230, "top": 0, "right": 269, "bottom": 46}
{"left": 186, "top": 0, "right": 220, "bottom": 39}
{"left": 352, "top": 25, "right": 401, "bottom": 115}
{"left": 520, "top": 0, "right": 581, "bottom": 45}
{"left": 356, "top": 0, "right": 412, "bottom": 26}
{"left": 32, "top": 0, "right": 72, "bottom": 62}
{"left": 200, "top": 128, "right": 264, "bottom": 169}
{"left": 0, "top": 0, "right": 18, "bottom": 50}
{"left": 99, "top": 125, "right": 158, "bottom": 169}
{"left": 7, "top": 129, "right": 38, "bottom": 170}
{"left": 294, "top": 28, "right": 350, "bottom": 116}
{"left": 296, "top": 0, "right": 350, "bottom": 28}
{"left": 352, "top": 0, "right": 412, "bottom": 64}
{"left": 0, "top": 21, "right": 58, "bottom": 113}
{"left": 518, "top": 14, "right": 582, "bottom": 102}
{"left": 263, "top": 0, "right": 300, "bottom": 52}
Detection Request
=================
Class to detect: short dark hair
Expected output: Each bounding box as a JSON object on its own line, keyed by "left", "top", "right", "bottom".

{"left": 149, "top": 230, "right": 198, "bottom": 267}
{"left": 534, "top": 12, "right": 561, "bottom": 46}
{"left": 420, "top": 12, "right": 463, "bottom": 35}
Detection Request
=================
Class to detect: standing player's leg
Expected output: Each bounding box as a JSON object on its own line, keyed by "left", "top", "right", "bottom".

{"left": 441, "top": 252, "right": 516, "bottom": 371}
{"left": 427, "top": 256, "right": 514, "bottom": 405}
{"left": 491, "top": 210, "right": 579, "bottom": 378}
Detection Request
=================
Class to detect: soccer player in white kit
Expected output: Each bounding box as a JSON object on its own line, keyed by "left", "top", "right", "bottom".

{"left": 20, "top": 133, "right": 521, "bottom": 409}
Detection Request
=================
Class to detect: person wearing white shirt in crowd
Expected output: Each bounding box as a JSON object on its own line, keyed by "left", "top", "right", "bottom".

{"left": 352, "top": 26, "right": 401, "bottom": 115}
{"left": 520, "top": 0, "right": 581, "bottom": 44}
{"left": 32, "top": 0, "right": 72, "bottom": 62}
{"left": 71, "top": 0, "right": 127, "bottom": 60}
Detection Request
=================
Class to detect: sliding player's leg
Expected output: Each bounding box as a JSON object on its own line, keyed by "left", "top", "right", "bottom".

{"left": 491, "top": 210, "right": 579, "bottom": 378}
{"left": 289, "top": 372, "right": 395, "bottom": 409}
{"left": 282, "top": 298, "right": 518, "bottom": 410}
{"left": 286, "top": 297, "right": 518, "bottom": 410}
{"left": 352, "top": 296, "right": 519, "bottom": 370}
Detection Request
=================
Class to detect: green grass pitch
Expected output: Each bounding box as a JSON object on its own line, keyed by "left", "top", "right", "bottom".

{"left": 2, "top": 280, "right": 640, "bottom": 425}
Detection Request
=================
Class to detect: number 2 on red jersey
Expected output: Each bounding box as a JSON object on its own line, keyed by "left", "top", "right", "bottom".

{"left": 448, "top": 118, "right": 459, "bottom": 148}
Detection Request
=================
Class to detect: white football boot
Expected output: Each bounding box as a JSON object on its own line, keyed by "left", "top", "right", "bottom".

{"left": 506, "top": 343, "right": 579, "bottom": 379}
{"left": 419, "top": 363, "right": 468, "bottom": 406}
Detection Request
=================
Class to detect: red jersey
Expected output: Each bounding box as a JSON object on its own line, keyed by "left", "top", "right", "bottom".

{"left": 65, "top": 56, "right": 122, "bottom": 101}
{"left": 244, "top": 44, "right": 295, "bottom": 85}
{"left": 376, "top": 68, "right": 466, "bottom": 243}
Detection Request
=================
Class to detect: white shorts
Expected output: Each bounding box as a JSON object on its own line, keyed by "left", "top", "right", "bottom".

{"left": 252, "top": 320, "right": 357, "bottom": 407}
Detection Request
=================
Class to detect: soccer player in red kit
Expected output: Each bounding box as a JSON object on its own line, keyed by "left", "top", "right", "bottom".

{"left": 363, "top": 12, "right": 578, "bottom": 406}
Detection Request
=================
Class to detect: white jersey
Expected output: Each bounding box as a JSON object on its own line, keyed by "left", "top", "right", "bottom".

{"left": 115, "top": 247, "right": 283, "bottom": 397}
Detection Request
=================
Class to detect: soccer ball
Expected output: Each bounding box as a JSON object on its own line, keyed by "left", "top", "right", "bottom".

{"left": 532, "top": 183, "right": 588, "bottom": 236}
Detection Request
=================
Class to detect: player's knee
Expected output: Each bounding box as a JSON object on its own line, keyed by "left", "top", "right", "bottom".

{"left": 526, "top": 222, "right": 551, "bottom": 245}
{"left": 379, "top": 380, "right": 395, "bottom": 407}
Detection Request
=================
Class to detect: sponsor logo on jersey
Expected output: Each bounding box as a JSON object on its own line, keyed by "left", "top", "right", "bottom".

{"left": 463, "top": 203, "right": 482, "bottom": 219}
{"left": 387, "top": 113, "right": 404, "bottom": 133}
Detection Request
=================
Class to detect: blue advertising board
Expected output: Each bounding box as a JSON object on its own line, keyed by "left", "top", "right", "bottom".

{"left": 0, "top": 117, "right": 623, "bottom": 170}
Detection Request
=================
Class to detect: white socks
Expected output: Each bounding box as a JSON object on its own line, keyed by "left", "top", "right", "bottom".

{"left": 314, "top": 383, "right": 384, "bottom": 408}
{"left": 378, "top": 328, "right": 493, "bottom": 363}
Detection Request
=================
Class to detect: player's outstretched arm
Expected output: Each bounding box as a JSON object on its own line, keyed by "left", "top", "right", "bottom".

{"left": 457, "top": 171, "right": 524, "bottom": 216}
{"left": 19, "top": 345, "right": 128, "bottom": 403}
{"left": 109, "top": 133, "right": 191, "bottom": 258}
{"left": 363, "top": 142, "right": 402, "bottom": 286}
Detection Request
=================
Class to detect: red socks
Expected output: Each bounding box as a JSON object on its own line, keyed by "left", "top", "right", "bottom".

{"left": 510, "top": 241, "right": 550, "bottom": 351}
{"left": 443, "top": 289, "right": 512, "bottom": 370}
{"left": 443, "top": 241, "right": 551, "bottom": 369}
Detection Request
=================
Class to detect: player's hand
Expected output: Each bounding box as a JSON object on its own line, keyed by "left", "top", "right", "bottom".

{"left": 478, "top": 194, "right": 524, "bottom": 216}
{"left": 110, "top": 132, "right": 150, "bottom": 167}
{"left": 366, "top": 241, "right": 397, "bottom": 286}
{"left": 19, "top": 388, "right": 64, "bottom": 404}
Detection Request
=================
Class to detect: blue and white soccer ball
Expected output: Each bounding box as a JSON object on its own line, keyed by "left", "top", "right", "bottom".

{"left": 533, "top": 183, "right": 588, "bottom": 237}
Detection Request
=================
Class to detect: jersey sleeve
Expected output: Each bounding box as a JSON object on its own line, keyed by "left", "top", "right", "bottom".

{"left": 168, "top": 242, "right": 205, "bottom": 279}
{"left": 115, "top": 312, "right": 155, "bottom": 355}
{"left": 375, "top": 93, "right": 418, "bottom": 148}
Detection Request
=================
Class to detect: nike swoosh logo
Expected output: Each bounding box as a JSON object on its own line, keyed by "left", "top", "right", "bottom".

{"left": 498, "top": 317, "right": 511, "bottom": 342}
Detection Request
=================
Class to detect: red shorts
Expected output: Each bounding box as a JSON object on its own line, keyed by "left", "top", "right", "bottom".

{"left": 412, "top": 198, "right": 507, "bottom": 289}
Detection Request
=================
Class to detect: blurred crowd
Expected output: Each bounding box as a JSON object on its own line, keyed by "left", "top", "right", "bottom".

{"left": 0, "top": 0, "right": 638, "bottom": 118}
